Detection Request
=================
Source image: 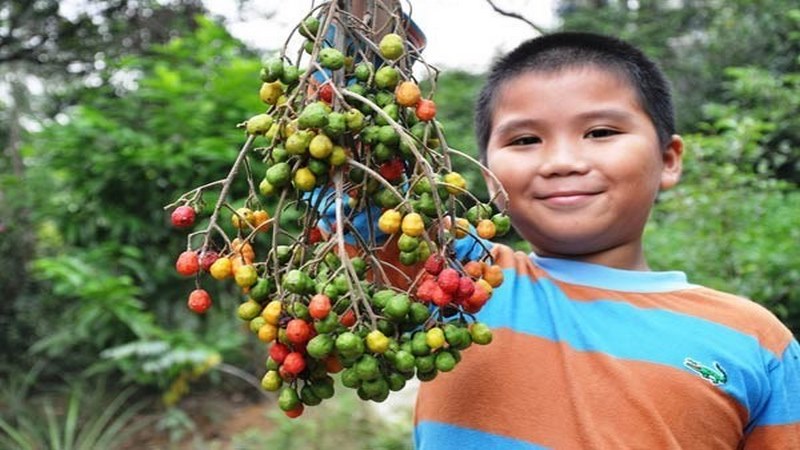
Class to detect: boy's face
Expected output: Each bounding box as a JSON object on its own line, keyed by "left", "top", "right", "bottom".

{"left": 484, "top": 66, "right": 683, "bottom": 269}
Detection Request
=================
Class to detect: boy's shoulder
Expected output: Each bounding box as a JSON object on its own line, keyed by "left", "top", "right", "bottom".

{"left": 484, "top": 242, "right": 794, "bottom": 358}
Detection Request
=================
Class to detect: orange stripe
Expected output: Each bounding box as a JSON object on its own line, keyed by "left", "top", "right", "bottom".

{"left": 743, "top": 423, "right": 800, "bottom": 449}
{"left": 489, "top": 245, "right": 793, "bottom": 358}
{"left": 415, "top": 328, "right": 748, "bottom": 449}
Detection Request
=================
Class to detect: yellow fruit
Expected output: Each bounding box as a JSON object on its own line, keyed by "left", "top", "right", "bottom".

{"left": 261, "top": 300, "right": 282, "bottom": 325}
{"left": 328, "top": 145, "right": 348, "bottom": 166}
{"left": 379, "top": 33, "right": 404, "bottom": 60}
{"left": 245, "top": 114, "right": 274, "bottom": 135}
{"left": 476, "top": 219, "right": 496, "bottom": 240}
{"left": 252, "top": 209, "right": 271, "bottom": 233}
{"left": 235, "top": 264, "right": 258, "bottom": 288}
{"left": 308, "top": 133, "right": 334, "bottom": 159}
{"left": 259, "top": 81, "right": 283, "bottom": 105}
{"left": 401, "top": 212, "right": 425, "bottom": 237}
{"left": 209, "top": 256, "right": 233, "bottom": 280}
{"left": 366, "top": 330, "right": 390, "bottom": 354}
{"left": 452, "top": 217, "right": 470, "bottom": 239}
{"left": 293, "top": 167, "right": 316, "bottom": 191}
{"left": 425, "top": 327, "right": 445, "bottom": 349}
{"left": 258, "top": 323, "right": 278, "bottom": 342}
{"left": 395, "top": 81, "right": 421, "bottom": 107}
{"left": 378, "top": 209, "right": 402, "bottom": 234}
{"left": 443, "top": 172, "right": 467, "bottom": 195}
{"left": 232, "top": 207, "right": 254, "bottom": 229}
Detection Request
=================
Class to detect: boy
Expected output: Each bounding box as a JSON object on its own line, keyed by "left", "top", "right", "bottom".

{"left": 412, "top": 32, "right": 800, "bottom": 449}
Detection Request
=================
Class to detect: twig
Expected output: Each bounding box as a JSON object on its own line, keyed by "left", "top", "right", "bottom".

{"left": 485, "top": 0, "right": 548, "bottom": 35}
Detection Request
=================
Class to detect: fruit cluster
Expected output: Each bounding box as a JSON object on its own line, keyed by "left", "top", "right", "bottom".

{"left": 166, "top": 1, "right": 510, "bottom": 418}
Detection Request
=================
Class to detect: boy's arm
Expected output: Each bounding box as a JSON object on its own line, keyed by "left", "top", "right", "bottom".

{"left": 742, "top": 339, "right": 800, "bottom": 449}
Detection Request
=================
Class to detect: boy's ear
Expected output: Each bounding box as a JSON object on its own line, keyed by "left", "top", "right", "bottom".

{"left": 660, "top": 134, "right": 684, "bottom": 191}
{"left": 481, "top": 167, "right": 507, "bottom": 210}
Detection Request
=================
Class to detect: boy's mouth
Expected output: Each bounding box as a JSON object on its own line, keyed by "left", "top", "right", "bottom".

{"left": 534, "top": 189, "right": 603, "bottom": 207}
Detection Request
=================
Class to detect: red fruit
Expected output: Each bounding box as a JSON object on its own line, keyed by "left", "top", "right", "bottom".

{"left": 284, "top": 404, "right": 304, "bottom": 419}
{"left": 415, "top": 279, "right": 438, "bottom": 303}
{"left": 424, "top": 254, "right": 445, "bottom": 276}
{"left": 269, "top": 342, "right": 291, "bottom": 364}
{"left": 279, "top": 364, "right": 297, "bottom": 382}
{"left": 282, "top": 351, "right": 306, "bottom": 375}
{"left": 431, "top": 283, "right": 452, "bottom": 308}
{"left": 437, "top": 268, "right": 460, "bottom": 295}
{"left": 176, "top": 250, "right": 200, "bottom": 276}
{"left": 308, "top": 294, "right": 332, "bottom": 320}
{"left": 415, "top": 99, "right": 436, "bottom": 121}
{"left": 199, "top": 250, "right": 219, "bottom": 272}
{"left": 324, "top": 355, "right": 343, "bottom": 373}
{"left": 308, "top": 227, "right": 323, "bottom": 244}
{"left": 171, "top": 205, "right": 196, "bottom": 229}
{"left": 464, "top": 283, "right": 490, "bottom": 311}
{"left": 339, "top": 309, "right": 356, "bottom": 327}
{"left": 455, "top": 277, "right": 475, "bottom": 302}
{"left": 378, "top": 158, "right": 405, "bottom": 182}
{"left": 187, "top": 289, "right": 212, "bottom": 313}
{"left": 318, "top": 82, "right": 333, "bottom": 103}
{"left": 286, "top": 319, "right": 312, "bottom": 345}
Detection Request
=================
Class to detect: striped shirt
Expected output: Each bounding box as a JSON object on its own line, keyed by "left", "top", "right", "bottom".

{"left": 414, "top": 243, "right": 800, "bottom": 449}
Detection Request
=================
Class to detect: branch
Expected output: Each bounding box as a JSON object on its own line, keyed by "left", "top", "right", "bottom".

{"left": 484, "top": 0, "right": 547, "bottom": 35}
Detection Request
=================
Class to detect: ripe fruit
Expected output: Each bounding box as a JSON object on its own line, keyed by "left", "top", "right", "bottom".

{"left": 246, "top": 113, "right": 274, "bottom": 135}
{"left": 176, "top": 250, "right": 200, "bottom": 276}
{"left": 318, "top": 82, "right": 333, "bottom": 103}
{"left": 187, "top": 289, "right": 212, "bottom": 313}
{"left": 365, "top": 330, "right": 390, "bottom": 354}
{"left": 379, "top": 33, "right": 404, "bottom": 60}
{"left": 415, "top": 99, "right": 436, "bottom": 121}
{"left": 443, "top": 172, "right": 467, "bottom": 195}
{"left": 308, "top": 294, "right": 332, "bottom": 320}
{"left": 171, "top": 206, "right": 196, "bottom": 228}
{"left": 231, "top": 207, "right": 254, "bottom": 229}
{"left": 293, "top": 167, "right": 317, "bottom": 191}
{"left": 259, "top": 81, "right": 283, "bottom": 105}
{"left": 476, "top": 219, "right": 497, "bottom": 239}
{"left": 483, "top": 264, "right": 504, "bottom": 288}
{"left": 425, "top": 327, "right": 445, "bottom": 349}
{"left": 234, "top": 264, "right": 258, "bottom": 288}
{"left": 209, "top": 256, "right": 233, "bottom": 280}
{"left": 309, "top": 133, "right": 334, "bottom": 159}
{"left": 424, "top": 254, "right": 445, "bottom": 275}
{"left": 378, "top": 209, "right": 402, "bottom": 234}
{"left": 199, "top": 251, "right": 219, "bottom": 272}
{"left": 395, "top": 81, "right": 421, "bottom": 107}
{"left": 269, "top": 342, "right": 291, "bottom": 364}
{"left": 400, "top": 212, "right": 425, "bottom": 237}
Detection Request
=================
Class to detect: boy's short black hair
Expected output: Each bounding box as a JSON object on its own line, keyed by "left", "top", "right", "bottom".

{"left": 475, "top": 32, "right": 676, "bottom": 161}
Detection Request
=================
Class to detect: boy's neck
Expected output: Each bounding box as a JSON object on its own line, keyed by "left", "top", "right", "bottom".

{"left": 533, "top": 241, "right": 651, "bottom": 271}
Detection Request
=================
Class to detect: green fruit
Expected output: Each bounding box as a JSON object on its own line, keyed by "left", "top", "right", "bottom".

{"left": 417, "top": 368, "right": 438, "bottom": 382}
{"left": 278, "top": 386, "right": 300, "bottom": 411}
{"left": 379, "top": 33, "right": 404, "bottom": 60}
{"left": 383, "top": 294, "right": 411, "bottom": 321}
{"left": 265, "top": 356, "right": 279, "bottom": 371}
{"left": 250, "top": 278, "right": 272, "bottom": 302}
{"left": 418, "top": 192, "right": 437, "bottom": 217}
{"left": 275, "top": 245, "right": 291, "bottom": 264}
{"left": 246, "top": 114, "right": 274, "bottom": 135}
{"left": 288, "top": 302, "right": 310, "bottom": 320}
{"left": 261, "top": 370, "right": 282, "bottom": 391}
{"left": 271, "top": 146, "right": 288, "bottom": 163}
{"left": 354, "top": 62, "right": 373, "bottom": 82}
{"left": 310, "top": 377, "right": 335, "bottom": 399}
{"left": 336, "top": 331, "right": 365, "bottom": 359}
{"left": 375, "top": 103, "right": 399, "bottom": 126}
{"left": 470, "top": 322, "right": 493, "bottom": 345}
{"left": 261, "top": 57, "right": 284, "bottom": 82}
{"left": 375, "top": 66, "right": 400, "bottom": 90}
{"left": 328, "top": 145, "right": 348, "bottom": 166}
{"left": 266, "top": 162, "right": 292, "bottom": 187}
{"left": 280, "top": 65, "right": 300, "bottom": 86}
{"left": 361, "top": 376, "right": 389, "bottom": 400}
{"left": 351, "top": 257, "right": 367, "bottom": 277}
{"left": 283, "top": 269, "right": 313, "bottom": 295}
{"left": 393, "top": 350, "right": 416, "bottom": 373}
{"left": 238, "top": 299, "right": 262, "bottom": 321}
{"left": 373, "top": 142, "right": 395, "bottom": 162}
{"left": 345, "top": 109, "right": 365, "bottom": 131}
{"left": 306, "top": 334, "right": 335, "bottom": 359}
{"left": 415, "top": 354, "right": 435, "bottom": 373}
{"left": 375, "top": 188, "right": 401, "bottom": 208}
{"left": 377, "top": 125, "right": 400, "bottom": 146}
{"left": 300, "top": 384, "right": 322, "bottom": 406}
{"left": 410, "top": 331, "right": 431, "bottom": 356}
{"left": 398, "top": 250, "right": 417, "bottom": 266}
{"left": 355, "top": 354, "right": 380, "bottom": 381}
{"left": 259, "top": 178, "right": 276, "bottom": 197}
{"left": 285, "top": 130, "right": 312, "bottom": 155}
{"left": 299, "top": 16, "right": 320, "bottom": 39}
{"left": 314, "top": 311, "right": 339, "bottom": 334}
{"left": 387, "top": 372, "right": 406, "bottom": 391}
{"left": 466, "top": 204, "right": 494, "bottom": 225}
{"left": 408, "top": 302, "right": 430, "bottom": 325}
{"left": 340, "top": 367, "right": 362, "bottom": 389}
{"left": 324, "top": 112, "right": 347, "bottom": 137}
{"left": 318, "top": 48, "right": 345, "bottom": 70}
{"left": 372, "top": 289, "right": 395, "bottom": 309}
{"left": 375, "top": 90, "right": 395, "bottom": 107}
{"left": 397, "top": 233, "right": 420, "bottom": 252}
{"left": 435, "top": 350, "right": 457, "bottom": 372}
{"left": 361, "top": 125, "right": 380, "bottom": 145}
{"left": 307, "top": 157, "right": 329, "bottom": 177}
{"left": 298, "top": 102, "right": 329, "bottom": 129}
{"left": 492, "top": 213, "right": 512, "bottom": 236}
{"left": 303, "top": 39, "right": 315, "bottom": 55}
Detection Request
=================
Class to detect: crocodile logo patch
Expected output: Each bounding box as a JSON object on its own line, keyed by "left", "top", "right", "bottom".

{"left": 684, "top": 358, "right": 728, "bottom": 386}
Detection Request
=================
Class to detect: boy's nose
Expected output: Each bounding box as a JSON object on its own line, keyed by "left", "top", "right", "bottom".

{"left": 538, "top": 138, "right": 590, "bottom": 177}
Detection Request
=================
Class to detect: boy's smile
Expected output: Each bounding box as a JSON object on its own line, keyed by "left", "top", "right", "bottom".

{"left": 485, "top": 66, "right": 683, "bottom": 270}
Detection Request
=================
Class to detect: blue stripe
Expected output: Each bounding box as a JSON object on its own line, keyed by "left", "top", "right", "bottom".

{"left": 532, "top": 253, "right": 697, "bottom": 292}
{"left": 415, "top": 420, "right": 549, "bottom": 450}
{"left": 477, "top": 269, "right": 777, "bottom": 416}
{"left": 751, "top": 340, "right": 800, "bottom": 426}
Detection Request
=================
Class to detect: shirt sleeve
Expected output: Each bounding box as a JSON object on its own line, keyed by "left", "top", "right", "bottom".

{"left": 743, "top": 339, "right": 800, "bottom": 449}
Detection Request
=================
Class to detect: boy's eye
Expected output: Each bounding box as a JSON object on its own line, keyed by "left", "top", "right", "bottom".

{"left": 509, "top": 136, "right": 541, "bottom": 146}
{"left": 585, "top": 128, "right": 620, "bottom": 139}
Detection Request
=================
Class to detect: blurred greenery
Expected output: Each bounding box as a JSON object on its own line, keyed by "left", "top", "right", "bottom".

{"left": 0, "top": 0, "right": 798, "bottom": 446}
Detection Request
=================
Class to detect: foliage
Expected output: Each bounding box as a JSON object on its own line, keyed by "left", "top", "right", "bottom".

{"left": 0, "top": 370, "right": 154, "bottom": 450}
{"left": 3, "top": 17, "right": 265, "bottom": 387}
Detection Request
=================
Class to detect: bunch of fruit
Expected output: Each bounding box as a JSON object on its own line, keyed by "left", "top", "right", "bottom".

{"left": 166, "top": 1, "right": 510, "bottom": 418}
